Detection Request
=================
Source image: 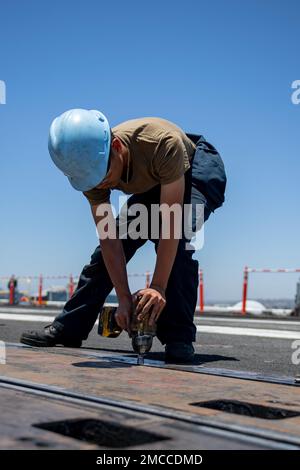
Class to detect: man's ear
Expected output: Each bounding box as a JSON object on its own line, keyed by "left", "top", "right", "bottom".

{"left": 111, "top": 137, "right": 122, "bottom": 153}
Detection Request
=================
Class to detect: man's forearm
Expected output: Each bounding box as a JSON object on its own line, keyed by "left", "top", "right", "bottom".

{"left": 151, "top": 237, "right": 179, "bottom": 292}
{"left": 91, "top": 203, "right": 131, "bottom": 301}
{"left": 100, "top": 238, "right": 131, "bottom": 300}
{"left": 151, "top": 176, "right": 185, "bottom": 293}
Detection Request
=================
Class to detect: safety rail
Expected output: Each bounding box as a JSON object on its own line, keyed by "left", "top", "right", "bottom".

{"left": 0, "top": 270, "right": 205, "bottom": 312}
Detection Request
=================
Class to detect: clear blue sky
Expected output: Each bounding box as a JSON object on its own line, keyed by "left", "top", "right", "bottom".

{"left": 0, "top": 0, "right": 299, "bottom": 301}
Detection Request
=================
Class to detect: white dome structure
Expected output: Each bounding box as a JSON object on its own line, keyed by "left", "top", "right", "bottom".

{"left": 231, "top": 300, "right": 266, "bottom": 315}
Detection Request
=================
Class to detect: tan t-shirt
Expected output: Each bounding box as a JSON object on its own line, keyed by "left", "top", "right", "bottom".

{"left": 83, "top": 117, "right": 196, "bottom": 205}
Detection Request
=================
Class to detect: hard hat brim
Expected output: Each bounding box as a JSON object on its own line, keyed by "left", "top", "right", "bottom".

{"left": 67, "top": 166, "right": 107, "bottom": 192}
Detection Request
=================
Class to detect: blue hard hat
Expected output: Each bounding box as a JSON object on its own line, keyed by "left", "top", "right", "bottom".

{"left": 48, "top": 108, "right": 111, "bottom": 191}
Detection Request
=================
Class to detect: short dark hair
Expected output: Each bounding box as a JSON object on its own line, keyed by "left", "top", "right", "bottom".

{"left": 105, "top": 129, "right": 114, "bottom": 173}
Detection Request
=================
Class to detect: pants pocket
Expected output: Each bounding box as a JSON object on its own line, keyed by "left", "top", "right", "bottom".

{"left": 192, "top": 137, "right": 227, "bottom": 212}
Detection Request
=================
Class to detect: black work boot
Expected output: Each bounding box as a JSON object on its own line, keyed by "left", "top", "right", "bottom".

{"left": 165, "top": 342, "right": 195, "bottom": 364}
{"left": 20, "top": 324, "right": 82, "bottom": 348}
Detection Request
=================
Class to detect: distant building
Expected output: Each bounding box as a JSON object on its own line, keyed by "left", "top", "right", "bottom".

{"left": 293, "top": 279, "right": 300, "bottom": 316}
{"left": 295, "top": 280, "right": 300, "bottom": 308}
{"left": 47, "top": 287, "right": 68, "bottom": 302}
{"left": 30, "top": 286, "right": 68, "bottom": 303}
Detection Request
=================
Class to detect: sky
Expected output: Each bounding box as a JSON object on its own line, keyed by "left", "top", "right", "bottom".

{"left": 0, "top": 0, "right": 299, "bottom": 302}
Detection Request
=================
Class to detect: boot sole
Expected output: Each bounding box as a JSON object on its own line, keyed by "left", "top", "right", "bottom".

{"left": 20, "top": 334, "right": 82, "bottom": 348}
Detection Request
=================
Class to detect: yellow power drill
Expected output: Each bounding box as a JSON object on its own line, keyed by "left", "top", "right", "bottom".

{"left": 98, "top": 303, "right": 156, "bottom": 365}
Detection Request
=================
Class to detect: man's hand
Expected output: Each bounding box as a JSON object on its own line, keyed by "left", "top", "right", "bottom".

{"left": 115, "top": 295, "right": 133, "bottom": 334}
{"left": 133, "top": 287, "right": 166, "bottom": 326}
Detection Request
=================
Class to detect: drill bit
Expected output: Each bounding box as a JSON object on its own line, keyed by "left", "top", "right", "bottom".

{"left": 131, "top": 303, "right": 156, "bottom": 365}
{"left": 137, "top": 353, "right": 145, "bottom": 366}
{"left": 132, "top": 334, "right": 152, "bottom": 365}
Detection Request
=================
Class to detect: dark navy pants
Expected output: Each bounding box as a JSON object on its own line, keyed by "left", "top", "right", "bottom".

{"left": 53, "top": 136, "right": 226, "bottom": 344}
